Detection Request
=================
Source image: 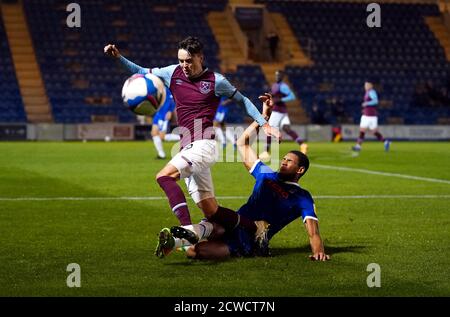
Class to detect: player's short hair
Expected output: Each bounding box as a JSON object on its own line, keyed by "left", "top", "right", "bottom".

{"left": 178, "top": 36, "right": 204, "bottom": 55}
{"left": 289, "top": 150, "right": 309, "bottom": 177}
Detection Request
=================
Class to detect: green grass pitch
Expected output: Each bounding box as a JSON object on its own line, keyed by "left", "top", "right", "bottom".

{"left": 0, "top": 140, "right": 449, "bottom": 296}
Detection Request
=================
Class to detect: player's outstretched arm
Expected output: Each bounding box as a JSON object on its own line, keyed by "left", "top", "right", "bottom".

{"left": 236, "top": 93, "right": 273, "bottom": 171}
{"left": 304, "top": 218, "right": 330, "bottom": 261}
{"left": 104, "top": 44, "right": 149, "bottom": 74}
{"left": 236, "top": 121, "right": 259, "bottom": 171}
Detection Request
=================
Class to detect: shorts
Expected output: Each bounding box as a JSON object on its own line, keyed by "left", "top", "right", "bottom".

{"left": 268, "top": 111, "right": 291, "bottom": 128}
{"left": 153, "top": 112, "right": 169, "bottom": 133}
{"left": 214, "top": 110, "right": 226, "bottom": 123}
{"left": 169, "top": 139, "right": 218, "bottom": 203}
{"left": 156, "top": 119, "right": 169, "bottom": 133}
{"left": 360, "top": 115, "right": 378, "bottom": 130}
{"left": 224, "top": 227, "right": 255, "bottom": 257}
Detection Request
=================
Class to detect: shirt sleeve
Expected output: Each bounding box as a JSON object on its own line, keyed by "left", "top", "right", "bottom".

{"left": 298, "top": 191, "right": 318, "bottom": 223}
{"left": 118, "top": 55, "right": 149, "bottom": 74}
{"left": 365, "top": 90, "right": 379, "bottom": 106}
{"left": 249, "top": 159, "right": 275, "bottom": 179}
{"left": 150, "top": 65, "right": 178, "bottom": 88}
{"left": 280, "top": 83, "right": 296, "bottom": 102}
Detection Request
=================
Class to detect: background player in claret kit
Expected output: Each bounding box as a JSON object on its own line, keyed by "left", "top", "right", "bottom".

{"left": 352, "top": 81, "right": 391, "bottom": 152}
{"left": 156, "top": 94, "right": 330, "bottom": 261}
{"left": 150, "top": 87, "right": 179, "bottom": 159}
{"left": 104, "top": 36, "right": 280, "bottom": 238}
{"left": 213, "top": 96, "right": 236, "bottom": 149}
{"left": 261, "top": 70, "right": 307, "bottom": 160}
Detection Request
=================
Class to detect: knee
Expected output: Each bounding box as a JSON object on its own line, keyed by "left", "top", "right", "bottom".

{"left": 156, "top": 172, "right": 171, "bottom": 183}
{"left": 198, "top": 199, "right": 218, "bottom": 218}
{"left": 203, "top": 208, "right": 216, "bottom": 219}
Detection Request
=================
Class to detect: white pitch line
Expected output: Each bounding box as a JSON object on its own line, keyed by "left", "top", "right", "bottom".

{"left": 0, "top": 195, "right": 450, "bottom": 201}
{"left": 313, "top": 164, "right": 450, "bottom": 185}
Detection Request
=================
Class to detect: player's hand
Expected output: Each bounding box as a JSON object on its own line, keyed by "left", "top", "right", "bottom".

{"left": 259, "top": 93, "right": 273, "bottom": 119}
{"left": 262, "top": 123, "right": 281, "bottom": 140}
{"left": 104, "top": 44, "right": 121, "bottom": 58}
{"left": 258, "top": 93, "right": 273, "bottom": 107}
{"left": 309, "top": 253, "right": 330, "bottom": 261}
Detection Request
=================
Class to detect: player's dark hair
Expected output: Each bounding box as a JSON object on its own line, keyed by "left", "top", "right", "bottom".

{"left": 289, "top": 150, "right": 309, "bottom": 177}
{"left": 178, "top": 36, "right": 204, "bottom": 55}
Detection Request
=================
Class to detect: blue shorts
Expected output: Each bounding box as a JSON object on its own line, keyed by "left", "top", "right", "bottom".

{"left": 214, "top": 106, "right": 228, "bottom": 123}
{"left": 224, "top": 227, "right": 256, "bottom": 257}
{"left": 214, "top": 111, "right": 226, "bottom": 123}
{"left": 153, "top": 113, "right": 169, "bottom": 133}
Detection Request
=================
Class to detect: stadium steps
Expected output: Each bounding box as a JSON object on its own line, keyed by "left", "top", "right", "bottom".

{"left": 207, "top": 10, "right": 248, "bottom": 72}
{"left": 1, "top": 2, "right": 53, "bottom": 123}
{"left": 258, "top": 13, "right": 311, "bottom": 123}
{"left": 229, "top": 0, "right": 254, "bottom": 5}
{"left": 425, "top": 16, "right": 450, "bottom": 61}
{"left": 260, "top": 63, "right": 309, "bottom": 124}
{"left": 269, "top": 13, "right": 313, "bottom": 67}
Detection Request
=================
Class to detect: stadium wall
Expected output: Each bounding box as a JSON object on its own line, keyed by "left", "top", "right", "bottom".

{"left": 0, "top": 124, "right": 449, "bottom": 141}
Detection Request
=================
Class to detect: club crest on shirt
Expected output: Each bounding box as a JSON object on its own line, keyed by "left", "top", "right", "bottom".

{"left": 199, "top": 81, "right": 212, "bottom": 94}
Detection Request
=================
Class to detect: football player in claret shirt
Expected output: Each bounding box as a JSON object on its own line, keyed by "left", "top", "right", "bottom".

{"left": 104, "top": 37, "right": 279, "bottom": 243}
{"left": 156, "top": 94, "right": 330, "bottom": 261}
{"left": 352, "top": 81, "right": 391, "bottom": 152}
{"left": 261, "top": 70, "right": 307, "bottom": 161}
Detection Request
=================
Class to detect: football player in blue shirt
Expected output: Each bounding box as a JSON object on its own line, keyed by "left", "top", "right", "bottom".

{"left": 156, "top": 93, "right": 330, "bottom": 261}
{"left": 151, "top": 88, "right": 178, "bottom": 159}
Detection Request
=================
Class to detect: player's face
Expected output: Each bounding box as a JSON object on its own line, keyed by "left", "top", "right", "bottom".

{"left": 178, "top": 49, "right": 204, "bottom": 79}
{"left": 365, "top": 82, "right": 372, "bottom": 91}
{"left": 278, "top": 153, "right": 304, "bottom": 181}
{"left": 275, "top": 71, "right": 283, "bottom": 82}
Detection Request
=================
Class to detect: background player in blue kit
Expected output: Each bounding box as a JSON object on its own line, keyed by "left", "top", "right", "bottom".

{"left": 151, "top": 88, "right": 179, "bottom": 159}
{"left": 213, "top": 96, "right": 236, "bottom": 149}
{"left": 156, "top": 94, "right": 330, "bottom": 261}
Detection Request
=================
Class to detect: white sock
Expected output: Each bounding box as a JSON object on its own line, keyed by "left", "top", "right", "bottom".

{"left": 225, "top": 128, "right": 236, "bottom": 145}
{"left": 153, "top": 135, "right": 165, "bottom": 157}
{"left": 164, "top": 133, "right": 180, "bottom": 141}
{"left": 174, "top": 238, "right": 192, "bottom": 249}
{"left": 183, "top": 222, "right": 213, "bottom": 240}
{"left": 172, "top": 222, "right": 214, "bottom": 251}
{"left": 215, "top": 127, "right": 225, "bottom": 146}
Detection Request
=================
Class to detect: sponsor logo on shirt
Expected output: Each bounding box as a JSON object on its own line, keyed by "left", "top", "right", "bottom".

{"left": 265, "top": 179, "right": 289, "bottom": 199}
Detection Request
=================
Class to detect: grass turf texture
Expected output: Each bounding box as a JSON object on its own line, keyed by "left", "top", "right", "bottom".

{"left": 0, "top": 141, "right": 449, "bottom": 296}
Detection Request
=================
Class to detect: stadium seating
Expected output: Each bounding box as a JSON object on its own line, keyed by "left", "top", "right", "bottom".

{"left": 224, "top": 65, "right": 268, "bottom": 123}
{"left": 2, "top": 0, "right": 446, "bottom": 124}
{"left": 22, "top": 0, "right": 226, "bottom": 123}
{"left": 257, "top": 0, "right": 450, "bottom": 124}
{"left": 0, "top": 15, "right": 27, "bottom": 123}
